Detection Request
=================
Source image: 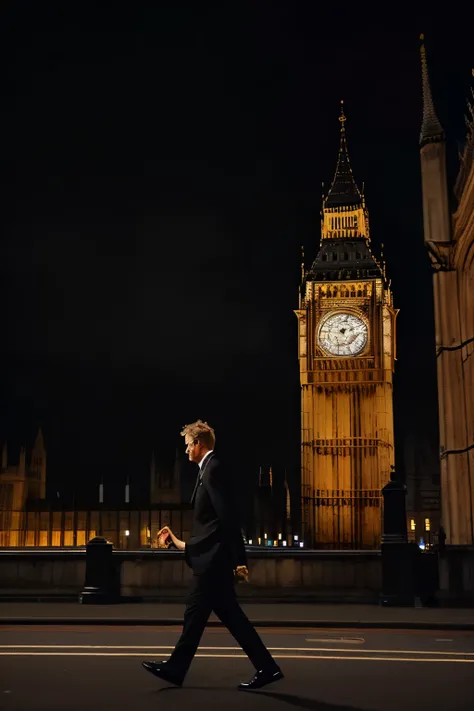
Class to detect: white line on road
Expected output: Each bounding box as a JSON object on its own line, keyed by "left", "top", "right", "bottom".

{"left": 305, "top": 637, "right": 365, "bottom": 644}
{"left": 1, "top": 652, "right": 474, "bottom": 663}
{"left": 1, "top": 645, "right": 473, "bottom": 656}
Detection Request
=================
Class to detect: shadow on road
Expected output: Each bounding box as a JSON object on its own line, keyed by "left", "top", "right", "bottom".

{"left": 156, "top": 685, "right": 378, "bottom": 711}
{"left": 255, "top": 690, "right": 378, "bottom": 711}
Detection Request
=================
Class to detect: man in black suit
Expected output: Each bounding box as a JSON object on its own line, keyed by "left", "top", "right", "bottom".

{"left": 142, "top": 420, "right": 283, "bottom": 690}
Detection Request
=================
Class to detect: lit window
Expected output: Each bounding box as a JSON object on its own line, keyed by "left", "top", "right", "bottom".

{"left": 425, "top": 518, "right": 431, "bottom": 531}
{"left": 410, "top": 519, "right": 416, "bottom": 531}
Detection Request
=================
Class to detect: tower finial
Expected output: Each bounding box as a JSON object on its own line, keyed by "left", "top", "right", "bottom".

{"left": 325, "top": 101, "right": 361, "bottom": 207}
{"left": 419, "top": 34, "right": 444, "bottom": 145}
{"left": 339, "top": 99, "right": 346, "bottom": 127}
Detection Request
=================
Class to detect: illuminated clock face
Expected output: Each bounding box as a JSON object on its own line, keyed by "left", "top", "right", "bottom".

{"left": 318, "top": 312, "right": 368, "bottom": 356}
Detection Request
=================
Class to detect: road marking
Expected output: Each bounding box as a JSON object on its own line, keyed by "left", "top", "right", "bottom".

{"left": 306, "top": 637, "right": 365, "bottom": 644}
{"left": 0, "top": 652, "right": 473, "bottom": 663}
{"left": 1, "top": 645, "right": 473, "bottom": 656}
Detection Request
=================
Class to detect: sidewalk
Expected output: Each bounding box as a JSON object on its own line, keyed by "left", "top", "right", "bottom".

{"left": 1, "top": 601, "right": 474, "bottom": 630}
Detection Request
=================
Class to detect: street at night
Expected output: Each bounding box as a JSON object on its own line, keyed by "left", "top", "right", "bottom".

{"left": 1, "top": 9, "right": 473, "bottom": 711}
{"left": 1, "top": 624, "right": 473, "bottom": 711}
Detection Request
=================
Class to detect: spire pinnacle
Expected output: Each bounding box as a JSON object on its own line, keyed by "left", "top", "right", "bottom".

{"left": 419, "top": 34, "right": 444, "bottom": 145}
{"left": 325, "top": 101, "right": 361, "bottom": 207}
{"left": 339, "top": 99, "right": 346, "bottom": 126}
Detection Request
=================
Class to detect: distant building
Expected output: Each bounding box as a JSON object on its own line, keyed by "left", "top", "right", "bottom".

{"left": 0, "top": 433, "right": 193, "bottom": 548}
{"left": 0, "top": 428, "right": 47, "bottom": 544}
{"left": 0, "top": 428, "right": 293, "bottom": 549}
{"left": 403, "top": 424, "right": 441, "bottom": 548}
{"left": 250, "top": 465, "right": 295, "bottom": 547}
{"left": 252, "top": 466, "right": 275, "bottom": 544}
{"left": 150, "top": 449, "right": 182, "bottom": 505}
{"left": 0, "top": 428, "right": 47, "bottom": 507}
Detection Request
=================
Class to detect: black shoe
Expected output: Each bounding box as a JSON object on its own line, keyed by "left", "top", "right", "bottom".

{"left": 141, "top": 660, "right": 183, "bottom": 687}
{"left": 238, "top": 667, "right": 284, "bottom": 690}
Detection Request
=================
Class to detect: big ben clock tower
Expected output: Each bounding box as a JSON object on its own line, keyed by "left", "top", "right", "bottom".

{"left": 295, "top": 103, "right": 398, "bottom": 549}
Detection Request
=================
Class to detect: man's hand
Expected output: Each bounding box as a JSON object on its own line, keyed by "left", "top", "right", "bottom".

{"left": 156, "top": 527, "right": 172, "bottom": 549}
{"left": 234, "top": 565, "right": 249, "bottom": 583}
{"left": 158, "top": 526, "right": 186, "bottom": 551}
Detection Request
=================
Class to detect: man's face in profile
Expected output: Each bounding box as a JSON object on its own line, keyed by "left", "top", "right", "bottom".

{"left": 185, "top": 436, "right": 205, "bottom": 464}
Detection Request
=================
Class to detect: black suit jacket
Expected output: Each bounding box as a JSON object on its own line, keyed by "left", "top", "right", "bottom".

{"left": 184, "top": 453, "right": 247, "bottom": 575}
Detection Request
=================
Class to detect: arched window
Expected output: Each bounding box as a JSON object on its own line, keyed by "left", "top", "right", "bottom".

{"left": 332, "top": 252, "right": 338, "bottom": 261}
{"left": 356, "top": 252, "right": 362, "bottom": 260}
{"left": 322, "top": 253, "right": 328, "bottom": 262}
{"left": 343, "top": 252, "right": 349, "bottom": 260}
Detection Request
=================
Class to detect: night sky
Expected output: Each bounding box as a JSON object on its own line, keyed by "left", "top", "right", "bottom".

{"left": 1, "top": 5, "right": 472, "bottom": 507}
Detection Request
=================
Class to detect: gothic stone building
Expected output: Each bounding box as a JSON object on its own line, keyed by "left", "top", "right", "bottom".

{"left": 419, "top": 38, "right": 474, "bottom": 599}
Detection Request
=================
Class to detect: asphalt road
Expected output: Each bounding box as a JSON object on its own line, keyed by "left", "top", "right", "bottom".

{"left": 1, "top": 625, "right": 473, "bottom": 711}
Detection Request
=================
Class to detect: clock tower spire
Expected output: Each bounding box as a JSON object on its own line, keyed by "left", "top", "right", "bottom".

{"left": 295, "top": 105, "right": 398, "bottom": 549}
{"left": 322, "top": 101, "right": 370, "bottom": 242}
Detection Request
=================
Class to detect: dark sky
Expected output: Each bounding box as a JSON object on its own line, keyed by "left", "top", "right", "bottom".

{"left": 0, "top": 4, "right": 472, "bottom": 505}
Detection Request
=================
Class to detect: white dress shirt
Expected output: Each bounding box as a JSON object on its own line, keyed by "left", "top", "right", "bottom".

{"left": 198, "top": 450, "right": 214, "bottom": 472}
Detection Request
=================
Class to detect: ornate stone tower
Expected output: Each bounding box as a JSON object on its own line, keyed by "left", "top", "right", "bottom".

{"left": 419, "top": 36, "right": 474, "bottom": 547}
{"left": 295, "top": 103, "right": 398, "bottom": 548}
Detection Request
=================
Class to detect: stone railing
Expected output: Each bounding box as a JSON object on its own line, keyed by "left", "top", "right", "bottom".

{"left": 0, "top": 547, "right": 382, "bottom": 603}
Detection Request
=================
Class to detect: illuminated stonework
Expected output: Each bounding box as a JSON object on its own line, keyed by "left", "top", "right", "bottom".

{"left": 295, "top": 105, "right": 397, "bottom": 548}
{"left": 419, "top": 39, "right": 474, "bottom": 546}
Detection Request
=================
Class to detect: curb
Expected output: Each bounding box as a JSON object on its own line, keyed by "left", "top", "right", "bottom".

{"left": 2, "top": 617, "right": 474, "bottom": 631}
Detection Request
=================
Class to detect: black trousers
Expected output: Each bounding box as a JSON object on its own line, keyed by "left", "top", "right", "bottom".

{"left": 167, "top": 565, "right": 276, "bottom": 679}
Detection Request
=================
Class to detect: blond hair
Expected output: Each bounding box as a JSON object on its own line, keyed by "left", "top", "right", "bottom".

{"left": 180, "top": 420, "right": 216, "bottom": 450}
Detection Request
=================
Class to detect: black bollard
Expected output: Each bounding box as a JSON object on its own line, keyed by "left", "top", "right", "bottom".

{"left": 380, "top": 467, "right": 415, "bottom": 607}
{"left": 79, "top": 536, "right": 119, "bottom": 604}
